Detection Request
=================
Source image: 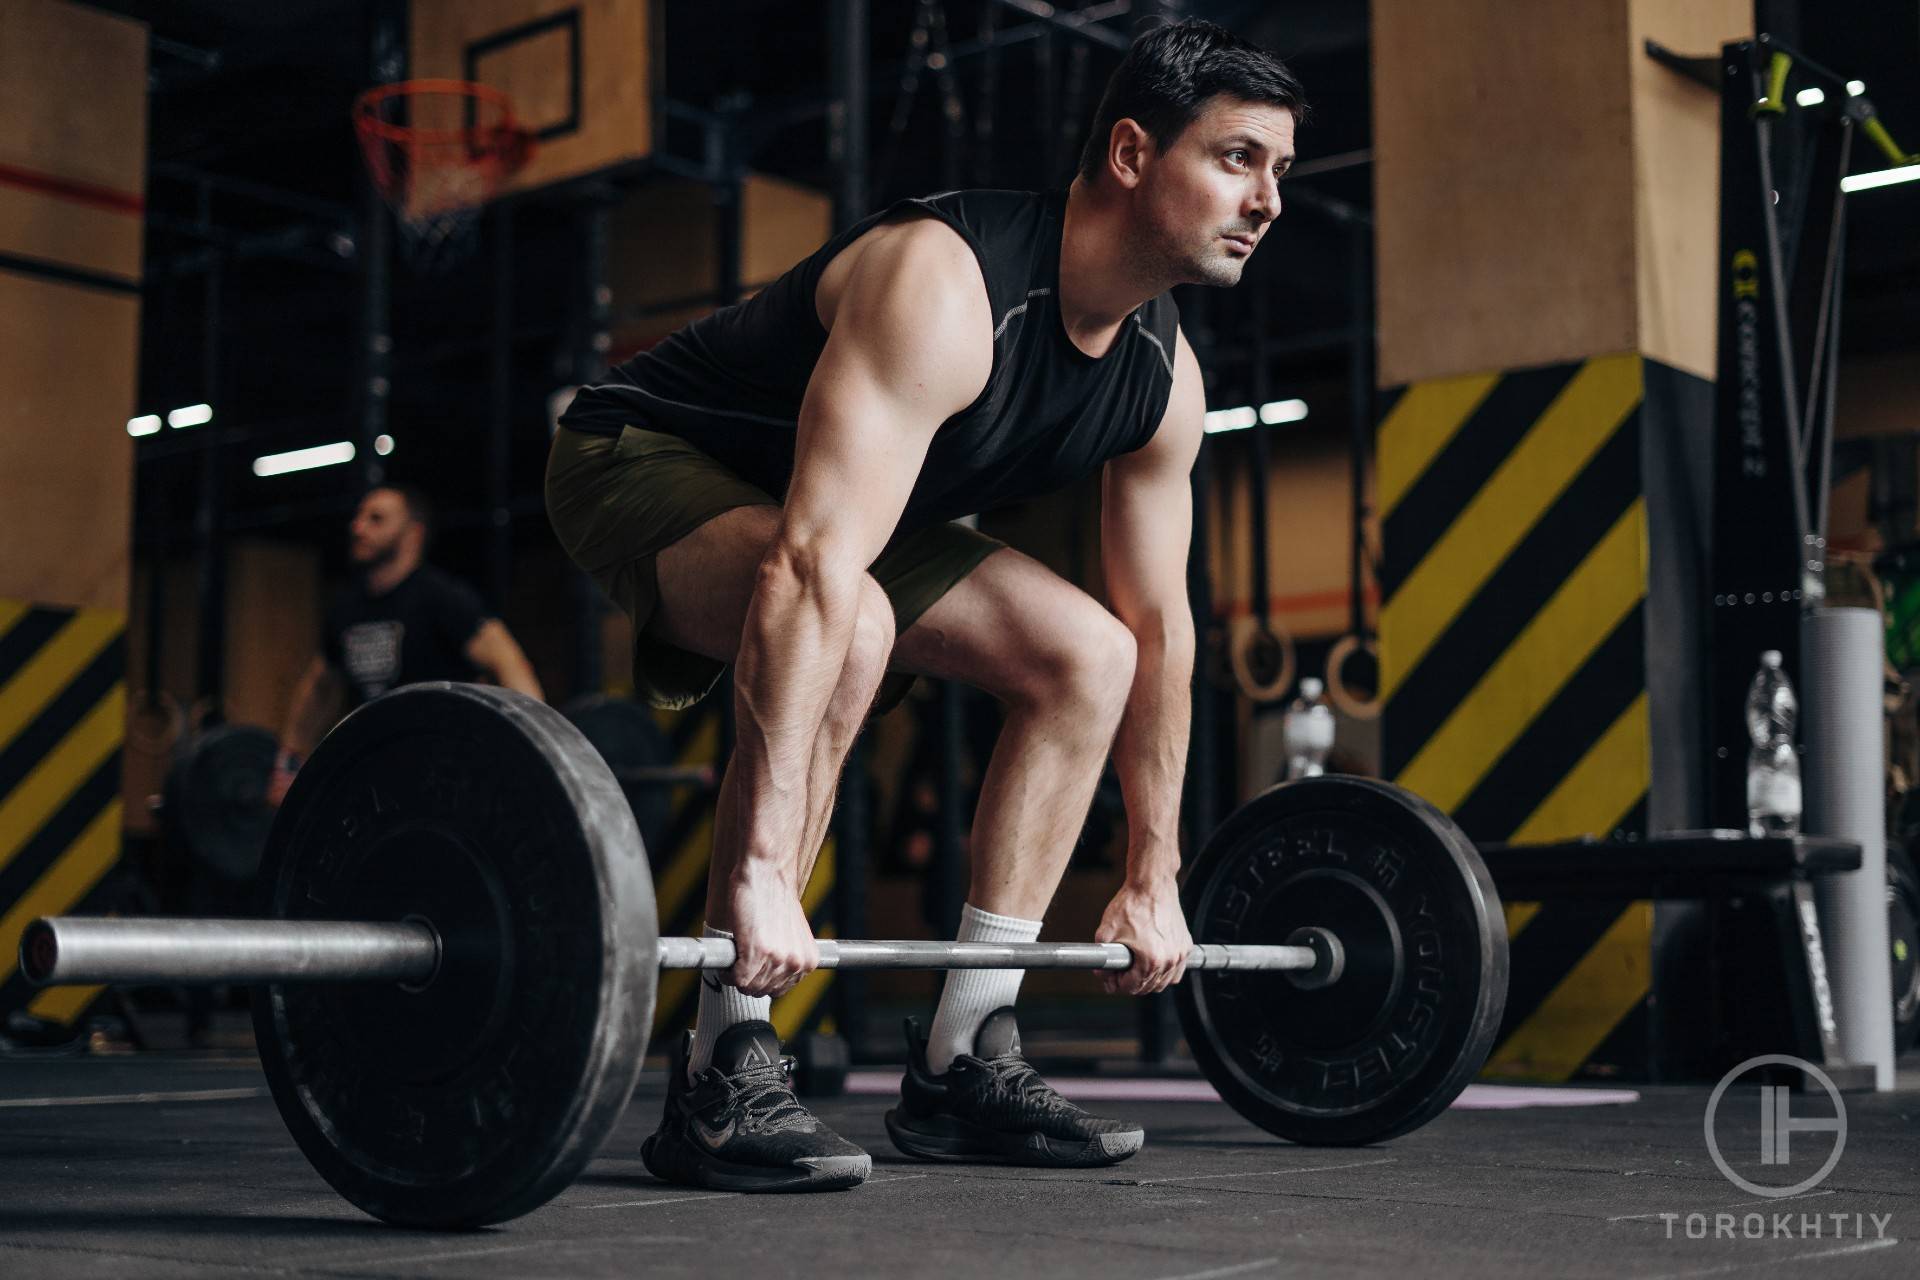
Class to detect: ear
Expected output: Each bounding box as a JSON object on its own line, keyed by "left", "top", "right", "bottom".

{"left": 1106, "top": 118, "right": 1152, "bottom": 190}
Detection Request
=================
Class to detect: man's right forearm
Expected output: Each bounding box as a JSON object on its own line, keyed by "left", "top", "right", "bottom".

{"left": 723, "top": 550, "right": 866, "bottom": 879}
{"left": 270, "top": 666, "right": 335, "bottom": 805}
{"left": 278, "top": 668, "right": 338, "bottom": 756}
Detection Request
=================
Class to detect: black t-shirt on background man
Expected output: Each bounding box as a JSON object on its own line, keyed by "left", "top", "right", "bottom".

{"left": 323, "top": 566, "right": 489, "bottom": 706}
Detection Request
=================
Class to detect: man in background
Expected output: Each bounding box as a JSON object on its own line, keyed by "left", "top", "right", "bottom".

{"left": 269, "top": 484, "right": 543, "bottom": 801}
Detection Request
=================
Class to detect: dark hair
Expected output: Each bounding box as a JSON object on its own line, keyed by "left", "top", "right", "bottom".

{"left": 368, "top": 483, "right": 434, "bottom": 545}
{"left": 1077, "top": 18, "right": 1307, "bottom": 184}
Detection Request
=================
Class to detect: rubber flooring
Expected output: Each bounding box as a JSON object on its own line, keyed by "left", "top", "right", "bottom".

{"left": 0, "top": 1055, "right": 1915, "bottom": 1279}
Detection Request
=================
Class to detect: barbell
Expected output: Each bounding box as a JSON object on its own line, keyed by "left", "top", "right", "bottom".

{"left": 26, "top": 922, "right": 1329, "bottom": 984}
{"left": 20, "top": 683, "right": 1508, "bottom": 1230}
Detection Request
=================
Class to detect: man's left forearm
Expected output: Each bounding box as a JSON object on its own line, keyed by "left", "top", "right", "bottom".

{"left": 1111, "top": 613, "right": 1195, "bottom": 887}
{"left": 504, "top": 663, "right": 544, "bottom": 700}
{"left": 468, "top": 620, "right": 546, "bottom": 701}
{"left": 488, "top": 654, "right": 545, "bottom": 700}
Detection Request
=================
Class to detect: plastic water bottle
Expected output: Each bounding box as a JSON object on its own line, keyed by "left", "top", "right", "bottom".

{"left": 1283, "top": 677, "right": 1337, "bottom": 780}
{"left": 1745, "top": 650, "right": 1802, "bottom": 837}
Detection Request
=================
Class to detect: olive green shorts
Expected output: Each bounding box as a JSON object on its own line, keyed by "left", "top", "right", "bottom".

{"left": 544, "top": 424, "right": 1003, "bottom": 714}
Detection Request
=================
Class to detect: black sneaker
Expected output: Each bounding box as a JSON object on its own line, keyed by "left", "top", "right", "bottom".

{"left": 641, "top": 1020, "right": 871, "bottom": 1192}
{"left": 885, "top": 1008, "right": 1145, "bottom": 1167}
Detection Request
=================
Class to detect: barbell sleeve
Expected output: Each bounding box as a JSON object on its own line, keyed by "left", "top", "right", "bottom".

{"left": 23, "top": 917, "right": 442, "bottom": 986}
{"left": 26, "top": 917, "right": 1320, "bottom": 986}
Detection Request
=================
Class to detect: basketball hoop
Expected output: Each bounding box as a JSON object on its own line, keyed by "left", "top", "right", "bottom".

{"left": 353, "top": 80, "right": 536, "bottom": 272}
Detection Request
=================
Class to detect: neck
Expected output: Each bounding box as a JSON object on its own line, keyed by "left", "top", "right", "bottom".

{"left": 1057, "top": 177, "right": 1166, "bottom": 357}
{"left": 363, "top": 552, "right": 418, "bottom": 595}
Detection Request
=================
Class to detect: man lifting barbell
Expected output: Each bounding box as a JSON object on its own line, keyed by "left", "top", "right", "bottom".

{"left": 548, "top": 19, "right": 1304, "bottom": 1190}
{"left": 26, "top": 681, "right": 1507, "bottom": 1229}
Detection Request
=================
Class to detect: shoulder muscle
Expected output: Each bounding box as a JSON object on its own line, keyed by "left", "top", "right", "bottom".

{"left": 814, "top": 217, "right": 993, "bottom": 427}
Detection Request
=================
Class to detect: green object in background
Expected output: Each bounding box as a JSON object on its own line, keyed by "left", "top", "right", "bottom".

{"left": 1886, "top": 560, "right": 1920, "bottom": 672}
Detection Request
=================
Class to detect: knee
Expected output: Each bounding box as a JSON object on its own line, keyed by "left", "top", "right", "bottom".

{"left": 1015, "top": 612, "right": 1136, "bottom": 724}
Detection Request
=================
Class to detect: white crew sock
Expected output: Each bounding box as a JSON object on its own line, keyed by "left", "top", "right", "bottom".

{"left": 926, "top": 902, "right": 1043, "bottom": 1075}
{"left": 687, "top": 925, "right": 771, "bottom": 1081}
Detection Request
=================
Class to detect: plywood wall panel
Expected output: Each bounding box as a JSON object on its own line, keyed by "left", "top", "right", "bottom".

{"left": 1373, "top": 0, "right": 1638, "bottom": 385}
{"left": 1628, "top": 0, "right": 1748, "bottom": 381}
{"left": 0, "top": 0, "right": 145, "bottom": 615}
{"left": 1374, "top": 0, "right": 1747, "bottom": 385}
{"left": 1208, "top": 431, "right": 1379, "bottom": 642}
{"left": 0, "top": 275, "right": 139, "bottom": 613}
{"left": 609, "top": 173, "right": 832, "bottom": 347}
{"left": 0, "top": 185, "right": 141, "bottom": 282}
{"left": 223, "top": 541, "right": 324, "bottom": 732}
{"left": 0, "top": 0, "right": 147, "bottom": 193}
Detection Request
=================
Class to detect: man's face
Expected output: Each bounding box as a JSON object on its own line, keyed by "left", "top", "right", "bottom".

{"left": 348, "top": 490, "right": 414, "bottom": 566}
{"left": 1128, "top": 96, "right": 1295, "bottom": 288}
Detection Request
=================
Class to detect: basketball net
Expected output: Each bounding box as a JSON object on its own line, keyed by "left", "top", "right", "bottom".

{"left": 353, "top": 80, "right": 536, "bottom": 274}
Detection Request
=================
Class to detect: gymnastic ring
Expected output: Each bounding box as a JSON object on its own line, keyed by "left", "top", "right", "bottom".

{"left": 1228, "top": 616, "right": 1295, "bottom": 703}
{"left": 1325, "top": 634, "right": 1382, "bottom": 721}
{"left": 126, "top": 688, "right": 185, "bottom": 757}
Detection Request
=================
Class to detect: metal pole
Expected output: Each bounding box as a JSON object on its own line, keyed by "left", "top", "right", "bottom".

{"left": 932, "top": 678, "right": 968, "bottom": 939}
{"left": 191, "top": 190, "right": 227, "bottom": 722}
{"left": 714, "top": 173, "right": 744, "bottom": 308}
{"left": 1248, "top": 262, "right": 1274, "bottom": 643}
{"left": 985, "top": 0, "right": 1130, "bottom": 52}
{"left": 1034, "top": 29, "right": 1056, "bottom": 188}
{"left": 828, "top": 0, "right": 869, "bottom": 228}
{"left": 1348, "top": 220, "right": 1373, "bottom": 641}
{"left": 834, "top": 736, "right": 872, "bottom": 1054}
{"left": 144, "top": 484, "right": 170, "bottom": 708}
{"left": 826, "top": 1, "right": 872, "bottom": 1053}
{"left": 1801, "top": 608, "right": 1896, "bottom": 1088}
{"left": 1808, "top": 127, "right": 1849, "bottom": 547}
{"left": 26, "top": 918, "right": 1320, "bottom": 986}
{"left": 1189, "top": 433, "right": 1217, "bottom": 848}
{"left": 569, "top": 199, "right": 613, "bottom": 697}
{"left": 357, "top": 0, "right": 402, "bottom": 489}
{"left": 973, "top": 0, "right": 999, "bottom": 185}
{"left": 487, "top": 203, "right": 515, "bottom": 612}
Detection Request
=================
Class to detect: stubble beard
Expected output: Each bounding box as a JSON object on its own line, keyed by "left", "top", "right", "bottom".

{"left": 1136, "top": 211, "right": 1244, "bottom": 289}
{"left": 1191, "top": 245, "right": 1246, "bottom": 288}
{"left": 353, "top": 539, "right": 397, "bottom": 571}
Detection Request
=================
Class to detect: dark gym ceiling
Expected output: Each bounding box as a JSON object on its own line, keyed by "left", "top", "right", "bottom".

{"left": 76, "top": 1, "right": 1920, "bottom": 579}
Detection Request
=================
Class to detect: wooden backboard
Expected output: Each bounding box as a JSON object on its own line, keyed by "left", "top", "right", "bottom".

{"left": 408, "top": 0, "right": 653, "bottom": 198}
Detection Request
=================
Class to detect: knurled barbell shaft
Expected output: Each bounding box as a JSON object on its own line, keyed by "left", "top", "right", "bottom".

{"left": 655, "top": 937, "right": 1317, "bottom": 972}
{"left": 24, "top": 917, "right": 1320, "bottom": 987}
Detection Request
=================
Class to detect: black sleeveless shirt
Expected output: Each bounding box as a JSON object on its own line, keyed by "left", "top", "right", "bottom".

{"left": 558, "top": 188, "right": 1180, "bottom": 533}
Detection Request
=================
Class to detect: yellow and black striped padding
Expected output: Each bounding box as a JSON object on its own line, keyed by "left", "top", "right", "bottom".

{"left": 0, "top": 599, "right": 125, "bottom": 1028}
{"left": 1378, "top": 352, "right": 1653, "bottom": 1081}
{"left": 644, "top": 702, "right": 837, "bottom": 1046}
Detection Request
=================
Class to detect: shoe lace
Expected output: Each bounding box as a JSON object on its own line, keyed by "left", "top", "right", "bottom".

{"left": 726, "top": 1056, "right": 814, "bottom": 1134}
{"left": 976, "top": 1053, "right": 1077, "bottom": 1116}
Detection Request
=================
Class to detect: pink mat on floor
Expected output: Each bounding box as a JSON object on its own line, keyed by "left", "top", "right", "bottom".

{"left": 844, "top": 1072, "right": 1640, "bottom": 1109}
